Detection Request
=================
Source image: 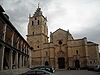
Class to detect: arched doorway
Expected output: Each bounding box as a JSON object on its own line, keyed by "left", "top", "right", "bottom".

{"left": 58, "top": 57, "right": 65, "bottom": 69}
{"left": 75, "top": 60, "right": 80, "bottom": 69}
{"left": 45, "top": 61, "right": 49, "bottom": 66}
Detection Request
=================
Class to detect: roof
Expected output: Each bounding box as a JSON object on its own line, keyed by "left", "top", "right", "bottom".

{"left": 32, "top": 7, "right": 47, "bottom": 21}
{"left": 51, "top": 28, "right": 74, "bottom": 40}
{"left": 0, "top": 5, "right": 5, "bottom": 12}
{"left": 87, "top": 41, "right": 98, "bottom": 46}
{"left": 52, "top": 28, "right": 69, "bottom": 34}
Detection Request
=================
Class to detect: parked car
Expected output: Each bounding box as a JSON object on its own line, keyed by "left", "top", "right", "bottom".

{"left": 94, "top": 65, "right": 100, "bottom": 72}
{"left": 87, "top": 66, "right": 95, "bottom": 71}
{"left": 30, "top": 66, "right": 55, "bottom": 73}
{"left": 20, "top": 69, "right": 57, "bottom": 75}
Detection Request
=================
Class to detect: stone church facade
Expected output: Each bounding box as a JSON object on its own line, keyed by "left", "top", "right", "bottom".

{"left": 27, "top": 6, "right": 100, "bottom": 69}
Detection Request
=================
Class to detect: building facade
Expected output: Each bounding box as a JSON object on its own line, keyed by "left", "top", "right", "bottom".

{"left": 0, "top": 5, "right": 32, "bottom": 71}
{"left": 27, "top": 6, "right": 100, "bottom": 69}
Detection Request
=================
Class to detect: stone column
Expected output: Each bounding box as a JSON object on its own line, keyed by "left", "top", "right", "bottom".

{"left": 26, "top": 57, "right": 29, "bottom": 68}
{"left": 25, "top": 56, "right": 28, "bottom": 67}
{"left": 26, "top": 46, "right": 27, "bottom": 54}
{"left": 83, "top": 38, "right": 89, "bottom": 67}
{"left": 0, "top": 46, "right": 5, "bottom": 70}
{"left": 9, "top": 50, "right": 12, "bottom": 70}
{"left": 22, "top": 56, "right": 24, "bottom": 67}
{"left": 16, "top": 37, "right": 19, "bottom": 69}
{"left": 0, "top": 24, "right": 7, "bottom": 70}
{"left": 24, "top": 56, "right": 26, "bottom": 67}
{"left": 19, "top": 54, "right": 22, "bottom": 68}
{"left": 11, "top": 32, "right": 14, "bottom": 46}
{"left": 40, "top": 49, "right": 43, "bottom": 65}
{"left": 3, "top": 24, "right": 7, "bottom": 41}
{"left": 85, "top": 45, "right": 89, "bottom": 66}
{"left": 23, "top": 44, "right": 25, "bottom": 53}
{"left": 96, "top": 46, "right": 99, "bottom": 65}
{"left": 29, "top": 49, "right": 32, "bottom": 68}
{"left": 15, "top": 52, "right": 18, "bottom": 69}
{"left": 17, "top": 37, "right": 19, "bottom": 49}
{"left": 11, "top": 32, "right": 14, "bottom": 69}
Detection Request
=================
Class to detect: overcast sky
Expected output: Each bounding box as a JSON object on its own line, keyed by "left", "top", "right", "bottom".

{"left": 0, "top": 0, "right": 100, "bottom": 51}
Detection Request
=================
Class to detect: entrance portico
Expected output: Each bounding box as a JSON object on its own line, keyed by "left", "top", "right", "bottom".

{"left": 57, "top": 50, "right": 66, "bottom": 69}
{"left": 58, "top": 57, "right": 65, "bottom": 69}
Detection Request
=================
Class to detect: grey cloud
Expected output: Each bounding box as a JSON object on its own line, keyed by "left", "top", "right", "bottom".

{"left": 84, "top": 25, "right": 100, "bottom": 43}
{"left": 1, "top": 0, "right": 53, "bottom": 39}
{"left": 1, "top": 0, "right": 100, "bottom": 51}
{"left": 0, "top": 0, "right": 3, "bottom": 5}
{"left": 73, "top": 24, "right": 100, "bottom": 45}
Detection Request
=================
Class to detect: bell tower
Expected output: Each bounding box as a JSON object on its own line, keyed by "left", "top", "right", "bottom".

{"left": 27, "top": 5, "right": 48, "bottom": 52}
{"left": 27, "top": 5, "right": 48, "bottom": 66}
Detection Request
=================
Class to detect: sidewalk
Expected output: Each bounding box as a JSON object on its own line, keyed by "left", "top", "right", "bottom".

{"left": 0, "top": 68, "right": 30, "bottom": 75}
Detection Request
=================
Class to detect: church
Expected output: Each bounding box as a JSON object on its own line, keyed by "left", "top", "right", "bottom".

{"left": 27, "top": 6, "right": 100, "bottom": 69}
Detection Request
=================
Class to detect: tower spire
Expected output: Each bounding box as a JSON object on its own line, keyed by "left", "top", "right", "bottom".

{"left": 38, "top": 1, "right": 39, "bottom": 8}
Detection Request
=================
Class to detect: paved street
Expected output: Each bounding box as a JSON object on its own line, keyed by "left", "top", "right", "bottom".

{"left": 0, "top": 69, "right": 100, "bottom": 75}
{"left": 0, "top": 68, "right": 29, "bottom": 75}
{"left": 54, "top": 70, "right": 100, "bottom": 75}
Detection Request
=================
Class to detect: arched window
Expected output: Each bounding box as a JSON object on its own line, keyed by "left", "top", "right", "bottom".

{"left": 38, "top": 20, "right": 39, "bottom": 25}
{"left": 37, "top": 46, "right": 39, "bottom": 48}
{"left": 76, "top": 50, "right": 78, "bottom": 55}
{"left": 33, "top": 32, "right": 34, "bottom": 35}
{"left": 32, "top": 21, "right": 34, "bottom": 25}
{"left": 45, "top": 61, "right": 49, "bottom": 66}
